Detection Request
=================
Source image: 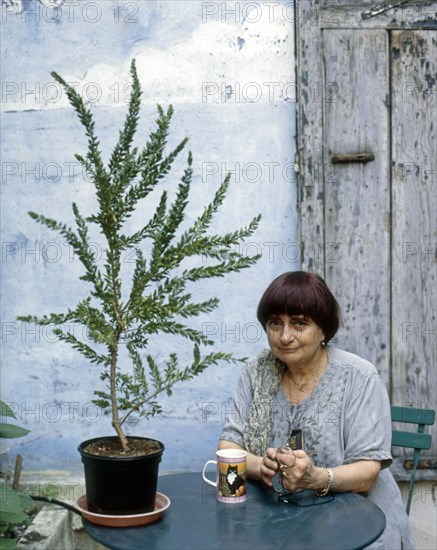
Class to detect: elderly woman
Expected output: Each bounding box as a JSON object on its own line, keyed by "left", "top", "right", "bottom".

{"left": 219, "top": 271, "right": 414, "bottom": 549}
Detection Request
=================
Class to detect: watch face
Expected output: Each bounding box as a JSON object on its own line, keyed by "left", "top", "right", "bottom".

{"left": 288, "top": 429, "right": 304, "bottom": 450}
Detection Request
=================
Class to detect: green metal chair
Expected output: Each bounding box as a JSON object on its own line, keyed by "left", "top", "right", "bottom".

{"left": 390, "top": 405, "right": 436, "bottom": 515}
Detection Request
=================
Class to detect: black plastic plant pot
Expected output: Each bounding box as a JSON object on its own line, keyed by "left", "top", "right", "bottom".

{"left": 78, "top": 436, "right": 165, "bottom": 515}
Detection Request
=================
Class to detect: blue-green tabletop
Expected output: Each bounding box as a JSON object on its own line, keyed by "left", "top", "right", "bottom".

{"left": 83, "top": 471, "right": 386, "bottom": 550}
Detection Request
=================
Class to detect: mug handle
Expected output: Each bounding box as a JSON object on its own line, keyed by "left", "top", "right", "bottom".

{"left": 202, "top": 460, "right": 218, "bottom": 487}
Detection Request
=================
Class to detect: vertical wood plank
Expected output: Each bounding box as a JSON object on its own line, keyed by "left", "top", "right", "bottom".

{"left": 323, "top": 30, "right": 391, "bottom": 383}
{"left": 391, "top": 30, "right": 437, "bottom": 412}
{"left": 296, "top": 2, "right": 326, "bottom": 273}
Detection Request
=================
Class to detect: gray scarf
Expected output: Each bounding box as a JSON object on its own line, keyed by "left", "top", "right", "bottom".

{"left": 242, "top": 350, "right": 284, "bottom": 456}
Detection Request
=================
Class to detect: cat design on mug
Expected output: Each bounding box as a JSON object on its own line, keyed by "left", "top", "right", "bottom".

{"left": 226, "top": 465, "right": 246, "bottom": 497}
{"left": 202, "top": 449, "right": 247, "bottom": 502}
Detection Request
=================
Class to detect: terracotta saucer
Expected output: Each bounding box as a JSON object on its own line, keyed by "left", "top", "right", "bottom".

{"left": 76, "top": 492, "right": 171, "bottom": 527}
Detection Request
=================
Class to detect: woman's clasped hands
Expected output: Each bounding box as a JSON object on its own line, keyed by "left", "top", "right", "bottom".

{"left": 260, "top": 446, "right": 318, "bottom": 493}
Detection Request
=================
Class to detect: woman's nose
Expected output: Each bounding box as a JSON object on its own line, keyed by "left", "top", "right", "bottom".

{"left": 280, "top": 324, "right": 295, "bottom": 342}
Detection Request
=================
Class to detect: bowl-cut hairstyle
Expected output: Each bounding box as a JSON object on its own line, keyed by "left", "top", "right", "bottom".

{"left": 257, "top": 271, "right": 340, "bottom": 343}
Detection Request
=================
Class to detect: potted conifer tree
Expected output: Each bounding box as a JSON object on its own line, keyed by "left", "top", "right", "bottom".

{"left": 18, "top": 60, "right": 261, "bottom": 517}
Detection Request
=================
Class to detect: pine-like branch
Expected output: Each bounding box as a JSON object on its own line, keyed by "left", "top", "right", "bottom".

{"left": 108, "top": 59, "right": 142, "bottom": 179}
{"left": 51, "top": 71, "right": 110, "bottom": 215}
{"left": 52, "top": 328, "right": 110, "bottom": 366}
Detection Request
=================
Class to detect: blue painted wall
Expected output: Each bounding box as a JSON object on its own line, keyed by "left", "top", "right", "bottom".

{"left": 1, "top": 0, "right": 298, "bottom": 474}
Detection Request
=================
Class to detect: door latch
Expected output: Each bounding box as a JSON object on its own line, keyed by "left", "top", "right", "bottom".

{"left": 331, "top": 152, "right": 375, "bottom": 164}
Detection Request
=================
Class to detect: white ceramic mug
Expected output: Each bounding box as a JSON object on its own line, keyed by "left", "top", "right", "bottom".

{"left": 202, "top": 449, "right": 247, "bottom": 503}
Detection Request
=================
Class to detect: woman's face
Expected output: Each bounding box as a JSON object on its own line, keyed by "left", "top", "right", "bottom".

{"left": 266, "top": 314, "right": 325, "bottom": 368}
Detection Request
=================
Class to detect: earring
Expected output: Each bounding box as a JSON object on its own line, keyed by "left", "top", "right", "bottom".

{"left": 321, "top": 341, "right": 326, "bottom": 347}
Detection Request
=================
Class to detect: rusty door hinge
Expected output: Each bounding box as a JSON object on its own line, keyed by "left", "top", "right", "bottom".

{"left": 331, "top": 152, "right": 375, "bottom": 164}
{"left": 361, "top": 0, "right": 411, "bottom": 20}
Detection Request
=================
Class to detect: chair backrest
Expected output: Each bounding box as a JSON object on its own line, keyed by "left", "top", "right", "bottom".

{"left": 390, "top": 405, "right": 435, "bottom": 515}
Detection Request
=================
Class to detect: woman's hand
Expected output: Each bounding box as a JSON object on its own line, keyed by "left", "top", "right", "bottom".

{"left": 259, "top": 447, "right": 280, "bottom": 487}
{"left": 274, "top": 448, "right": 381, "bottom": 494}
{"left": 275, "top": 446, "right": 322, "bottom": 493}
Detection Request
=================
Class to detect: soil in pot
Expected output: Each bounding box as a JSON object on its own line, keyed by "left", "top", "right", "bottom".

{"left": 83, "top": 438, "right": 161, "bottom": 457}
{"left": 79, "top": 436, "right": 164, "bottom": 516}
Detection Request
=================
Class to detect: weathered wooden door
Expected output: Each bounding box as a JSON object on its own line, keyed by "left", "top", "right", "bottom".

{"left": 296, "top": 0, "right": 436, "bottom": 465}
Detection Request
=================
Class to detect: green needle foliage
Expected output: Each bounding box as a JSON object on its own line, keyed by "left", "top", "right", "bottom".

{"left": 18, "top": 60, "right": 261, "bottom": 451}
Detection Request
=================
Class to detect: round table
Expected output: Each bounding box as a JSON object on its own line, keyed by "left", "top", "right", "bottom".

{"left": 83, "top": 472, "right": 386, "bottom": 550}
